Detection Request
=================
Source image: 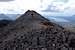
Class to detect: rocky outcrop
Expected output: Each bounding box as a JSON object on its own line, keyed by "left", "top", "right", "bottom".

{"left": 0, "top": 10, "right": 75, "bottom": 50}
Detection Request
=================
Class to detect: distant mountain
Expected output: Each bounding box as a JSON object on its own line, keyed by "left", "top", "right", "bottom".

{"left": 44, "top": 16, "right": 75, "bottom": 32}
{"left": 0, "top": 14, "right": 11, "bottom": 20}
{"left": 59, "top": 16, "right": 75, "bottom": 23}
{"left": 0, "top": 10, "right": 75, "bottom": 50}
{"left": 53, "top": 16, "right": 75, "bottom": 32}
{"left": 5, "top": 14, "right": 21, "bottom": 20}
{"left": 0, "top": 14, "right": 21, "bottom": 20}
{"left": 0, "top": 14, "right": 14, "bottom": 28}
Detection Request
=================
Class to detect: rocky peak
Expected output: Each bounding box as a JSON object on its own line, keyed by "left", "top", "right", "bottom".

{"left": 0, "top": 10, "right": 75, "bottom": 50}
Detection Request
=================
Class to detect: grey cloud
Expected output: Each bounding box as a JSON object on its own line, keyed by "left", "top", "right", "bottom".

{"left": 41, "top": 5, "right": 60, "bottom": 12}
{"left": 0, "top": 0, "right": 14, "bottom": 2}
{"left": 54, "top": 0, "right": 69, "bottom": 3}
{"left": 40, "top": 0, "right": 43, "bottom": 2}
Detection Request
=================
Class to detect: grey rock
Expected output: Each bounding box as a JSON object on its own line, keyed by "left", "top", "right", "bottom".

{"left": 0, "top": 10, "right": 75, "bottom": 50}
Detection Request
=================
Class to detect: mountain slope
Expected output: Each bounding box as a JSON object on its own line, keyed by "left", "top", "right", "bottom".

{"left": 0, "top": 14, "right": 11, "bottom": 20}
{"left": 0, "top": 10, "right": 75, "bottom": 50}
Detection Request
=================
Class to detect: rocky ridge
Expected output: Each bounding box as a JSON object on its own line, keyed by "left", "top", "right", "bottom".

{"left": 0, "top": 10, "right": 75, "bottom": 50}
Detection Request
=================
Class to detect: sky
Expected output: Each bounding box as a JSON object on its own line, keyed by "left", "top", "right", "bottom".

{"left": 0, "top": 0, "right": 75, "bottom": 16}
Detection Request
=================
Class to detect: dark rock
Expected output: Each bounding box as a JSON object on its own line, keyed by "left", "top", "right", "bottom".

{"left": 0, "top": 10, "right": 75, "bottom": 50}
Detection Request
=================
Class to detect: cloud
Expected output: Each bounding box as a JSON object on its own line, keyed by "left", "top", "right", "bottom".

{"left": 42, "top": 5, "right": 61, "bottom": 12}
{"left": 43, "top": 16, "right": 70, "bottom": 22}
{"left": 40, "top": 0, "right": 75, "bottom": 16}
{"left": 40, "top": 0, "right": 43, "bottom": 3}
{"left": 41, "top": 2, "right": 65, "bottom": 12}
{"left": 0, "top": 0, "right": 14, "bottom": 2}
{"left": 54, "top": 0, "right": 69, "bottom": 3}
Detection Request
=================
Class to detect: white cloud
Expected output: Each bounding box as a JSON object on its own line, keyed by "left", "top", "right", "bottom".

{"left": 0, "top": 1, "right": 24, "bottom": 14}
{"left": 49, "top": 17, "right": 70, "bottom": 22}
{"left": 40, "top": 0, "right": 75, "bottom": 16}
{"left": 0, "top": 0, "right": 75, "bottom": 16}
{"left": 0, "top": 0, "right": 14, "bottom": 2}
{"left": 15, "top": 0, "right": 41, "bottom": 11}
{"left": 0, "top": 0, "right": 42, "bottom": 14}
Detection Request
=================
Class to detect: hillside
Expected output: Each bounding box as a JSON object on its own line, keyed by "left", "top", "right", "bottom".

{"left": 0, "top": 10, "right": 75, "bottom": 50}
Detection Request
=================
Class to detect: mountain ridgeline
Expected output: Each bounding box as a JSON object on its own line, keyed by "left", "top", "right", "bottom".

{"left": 0, "top": 10, "right": 75, "bottom": 50}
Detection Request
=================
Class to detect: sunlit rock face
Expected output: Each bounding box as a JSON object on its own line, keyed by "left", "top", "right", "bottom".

{"left": 0, "top": 10, "right": 75, "bottom": 50}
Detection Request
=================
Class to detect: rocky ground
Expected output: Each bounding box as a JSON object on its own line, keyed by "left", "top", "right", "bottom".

{"left": 0, "top": 10, "right": 75, "bottom": 50}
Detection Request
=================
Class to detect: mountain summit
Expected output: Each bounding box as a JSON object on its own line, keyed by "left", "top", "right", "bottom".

{"left": 0, "top": 10, "right": 75, "bottom": 50}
